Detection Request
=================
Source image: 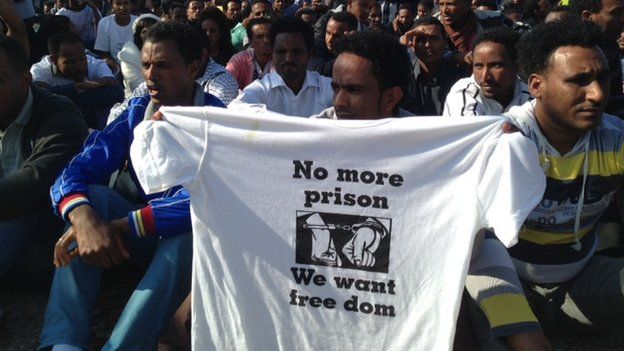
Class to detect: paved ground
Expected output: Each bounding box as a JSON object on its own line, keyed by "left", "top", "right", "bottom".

{"left": 1, "top": 267, "right": 623, "bottom": 350}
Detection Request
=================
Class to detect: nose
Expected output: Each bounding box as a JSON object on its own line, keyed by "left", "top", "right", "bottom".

{"left": 586, "top": 80, "right": 607, "bottom": 105}
{"left": 144, "top": 64, "right": 155, "bottom": 81}
{"left": 333, "top": 88, "right": 347, "bottom": 109}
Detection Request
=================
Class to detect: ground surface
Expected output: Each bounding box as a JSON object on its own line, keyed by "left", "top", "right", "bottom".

{"left": 0, "top": 268, "right": 623, "bottom": 351}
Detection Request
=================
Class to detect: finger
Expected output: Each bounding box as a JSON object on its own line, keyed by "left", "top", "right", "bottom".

{"left": 151, "top": 111, "right": 164, "bottom": 121}
{"left": 54, "top": 230, "right": 75, "bottom": 267}
{"left": 502, "top": 122, "right": 520, "bottom": 134}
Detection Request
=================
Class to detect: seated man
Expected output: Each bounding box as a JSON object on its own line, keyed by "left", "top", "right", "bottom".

{"left": 0, "top": 36, "right": 87, "bottom": 282}
{"left": 401, "top": 17, "right": 467, "bottom": 116}
{"left": 30, "top": 31, "right": 124, "bottom": 129}
{"left": 229, "top": 16, "right": 333, "bottom": 117}
{"left": 226, "top": 17, "right": 273, "bottom": 90}
{"left": 38, "top": 22, "right": 225, "bottom": 351}
{"left": 468, "top": 19, "right": 624, "bottom": 349}
{"left": 443, "top": 26, "right": 531, "bottom": 116}
{"left": 313, "top": 31, "right": 412, "bottom": 119}
{"left": 307, "top": 11, "right": 357, "bottom": 78}
{"left": 231, "top": 0, "right": 273, "bottom": 51}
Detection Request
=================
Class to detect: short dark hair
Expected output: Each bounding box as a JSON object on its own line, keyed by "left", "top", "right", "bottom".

{"left": 47, "top": 31, "right": 84, "bottom": 56}
{"left": 246, "top": 17, "right": 272, "bottom": 40}
{"left": 334, "top": 31, "right": 411, "bottom": 93}
{"left": 473, "top": 26, "right": 520, "bottom": 63}
{"left": 144, "top": 22, "right": 202, "bottom": 64}
{"left": 417, "top": 0, "right": 434, "bottom": 9}
{"left": 569, "top": 0, "right": 602, "bottom": 14}
{"left": 329, "top": 11, "right": 358, "bottom": 31}
{"left": 399, "top": 3, "right": 414, "bottom": 11}
{"left": 518, "top": 18, "right": 603, "bottom": 76}
{"left": 269, "top": 16, "right": 314, "bottom": 51}
{"left": 411, "top": 16, "right": 445, "bottom": 34}
{"left": 0, "top": 36, "right": 28, "bottom": 73}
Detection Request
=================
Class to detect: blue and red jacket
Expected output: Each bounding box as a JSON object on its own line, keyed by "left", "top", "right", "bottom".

{"left": 50, "top": 93, "right": 225, "bottom": 238}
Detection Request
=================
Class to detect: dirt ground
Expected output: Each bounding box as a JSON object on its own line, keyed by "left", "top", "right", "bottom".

{"left": 1, "top": 268, "right": 623, "bottom": 351}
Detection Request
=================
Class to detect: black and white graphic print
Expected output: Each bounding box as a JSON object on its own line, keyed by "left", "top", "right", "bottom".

{"left": 296, "top": 211, "right": 392, "bottom": 273}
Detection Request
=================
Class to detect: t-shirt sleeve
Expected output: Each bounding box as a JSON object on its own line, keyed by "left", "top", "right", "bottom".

{"left": 90, "top": 57, "right": 114, "bottom": 79}
{"left": 130, "top": 107, "right": 209, "bottom": 194}
{"left": 477, "top": 131, "right": 546, "bottom": 247}
{"left": 94, "top": 17, "right": 109, "bottom": 52}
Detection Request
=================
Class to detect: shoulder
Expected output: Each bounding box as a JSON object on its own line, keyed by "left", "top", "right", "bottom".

{"left": 30, "top": 87, "right": 84, "bottom": 126}
{"left": 448, "top": 76, "right": 479, "bottom": 95}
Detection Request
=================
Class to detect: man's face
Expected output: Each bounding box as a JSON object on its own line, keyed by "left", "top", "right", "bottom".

{"left": 273, "top": 0, "right": 283, "bottom": 11}
{"left": 225, "top": 1, "right": 241, "bottom": 21}
{"left": 532, "top": 46, "right": 609, "bottom": 134}
{"left": 170, "top": 7, "right": 188, "bottom": 22}
{"left": 187, "top": 0, "right": 204, "bottom": 21}
{"left": 439, "top": 0, "right": 470, "bottom": 28}
{"left": 112, "top": 0, "right": 131, "bottom": 19}
{"left": 0, "top": 51, "right": 31, "bottom": 124}
{"left": 332, "top": 53, "right": 387, "bottom": 119}
{"left": 202, "top": 19, "right": 220, "bottom": 46}
{"left": 347, "top": 0, "right": 373, "bottom": 25}
{"left": 472, "top": 41, "right": 518, "bottom": 105}
{"left": 417, "top": 4, "right": 431, "bottom": 17}
{"left": 411, "top": 24, "right": 445, "bottom": 64}
{"left": 397, "top": 8, "right": 414, "bottom": 27}
{"left": 588, "top": 0, "right": 624, "bottom": 40}
{"left": 273, "top": 32, "right": 310, "bottom": 87}
{"left": 141, "top": 39, "right": 199, "bottom": 105}
{"left": 54, "top": 42, "right": 88, "bottom": 82}
{"left": 325, "top": 19, "right": 351, "bottom": 53}
{"left": 250, "top": 23, "right": 272, "bottom": 56}
{"left": 250, "top": 2, "right": 271, "bottom": 18}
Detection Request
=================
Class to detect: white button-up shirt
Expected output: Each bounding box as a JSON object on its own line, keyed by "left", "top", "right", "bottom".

{"left": 228, "top": 70, "right": 333, "bottom": 117}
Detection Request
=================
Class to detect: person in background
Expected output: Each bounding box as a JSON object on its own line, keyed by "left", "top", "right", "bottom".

{"left": 416, "top": 0, "right": 434, "bottom": 18}
{"left": 56, "top": 0, "right": 100, "bottom": 49}
{"left": 231, "top": 0, "right": 272, "bottom": 51}
{"left": 443, "top": 26, "right": 530, "bottom": 116}
{"left": 401, "top": 17, "right": 467, "bottom": 115}
{"left": 226, "top": 17, "right": 273, "bottom": 89}
{"left": 308, "top": 11, "right": 356, "bottom": 77}
{"left": 94, "top": 0, "right": 137, "bottom": 65}
{"left": 224, "top": 0, "right": 242, "bottom": 28}
{"left": 31, "top": 31, "right": 124, "bottom": 129}
{"left": 118, "top": 13, "right": 160, "bottom": 97}
{"left": 392, "top": 4, "right": 415, "bottom": 36}
{"left": 198, "top": 6, "right": 237, "bottom": 66}
{"left": 186, "top": 0, "right": 203, "bottom": 24}
{"left": 229, "top": 16, "right": 333, "bottom": 116}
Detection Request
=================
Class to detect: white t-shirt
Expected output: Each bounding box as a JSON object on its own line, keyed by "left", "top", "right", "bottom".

{"left": 56, "top": 7, "right": 98, "bottom": 44}
{"left": 130, "top": 108, "right": 545, "bottom": 351}
{"left": 30, "top": 55, "right": 114, "bottom": 86}
{"left": 94, "top": 14, "right": 137, "bottom": 62}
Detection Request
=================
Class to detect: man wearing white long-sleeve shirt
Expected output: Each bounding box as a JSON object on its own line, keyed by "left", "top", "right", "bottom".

{"left": 228, "top": 16, "right": 333, "bottom": 117}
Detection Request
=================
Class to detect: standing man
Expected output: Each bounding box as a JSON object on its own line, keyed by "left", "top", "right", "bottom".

{"left": 229, "top": 17, "right": 333, "bottom": 116}
{"left": 38, "top": 22, "right": 225, "bottom": 351}
{"left": 443, "top": 27, "right": 531, "bottom": 116}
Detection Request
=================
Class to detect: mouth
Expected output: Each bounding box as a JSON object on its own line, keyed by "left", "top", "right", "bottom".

{"left": 147, "top": 84, "right": 161, "bottom": 98}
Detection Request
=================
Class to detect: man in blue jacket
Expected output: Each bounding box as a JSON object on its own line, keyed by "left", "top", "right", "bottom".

{"left": 39, "top": 22, "right": 225, "bottom": 351}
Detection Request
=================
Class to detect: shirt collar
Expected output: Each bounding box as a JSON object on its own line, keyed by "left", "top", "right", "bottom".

{"left": 269, "top": 71, "right": 320, "bottom": 92}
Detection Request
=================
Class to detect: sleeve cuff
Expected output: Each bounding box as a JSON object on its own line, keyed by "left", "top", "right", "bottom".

{"left": 128, "top": 206, "right": 157, "bottom": 237}
{"left": 59, "top": 193, "right": 91, "bottom": 222}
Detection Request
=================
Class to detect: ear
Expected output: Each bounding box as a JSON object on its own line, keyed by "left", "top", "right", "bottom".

{"left": 528, "top": 73, "right": 543, "bottom": 99}
{"left": 581, "top": 9, "right": 592, "bottom": 21}
{"left": 380, "top": 86, "right": 403, "bottom": 116}
{"left": 187, "top": 59, "right": 201, "bottom": 79}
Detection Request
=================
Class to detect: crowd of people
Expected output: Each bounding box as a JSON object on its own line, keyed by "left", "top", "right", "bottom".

{"left": 1, "top": 0, "right": 624, "bottom": 348}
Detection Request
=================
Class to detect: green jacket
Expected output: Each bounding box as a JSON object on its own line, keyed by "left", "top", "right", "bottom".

{"left": 0, "top": 86, "right": 88, "bottom": 220}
